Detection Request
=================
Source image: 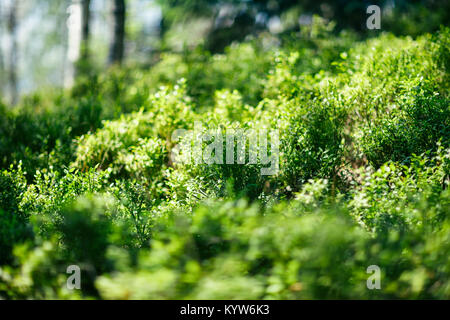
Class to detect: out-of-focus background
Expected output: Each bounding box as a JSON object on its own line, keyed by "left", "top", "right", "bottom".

{"left": 0, "top": 0, "right": 448, "bottom": 104}
{"left": 0, "top": 0, "right": 449, "bottom": 301}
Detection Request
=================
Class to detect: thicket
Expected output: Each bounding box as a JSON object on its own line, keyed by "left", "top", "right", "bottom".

{"left": 0, "top": 21, "right": 449, "bottom": 299}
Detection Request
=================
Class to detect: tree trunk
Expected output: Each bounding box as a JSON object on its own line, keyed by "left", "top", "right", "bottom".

{"left": 65, "top": 0, "right": 80, "bottom": 88}
{"left": 65, "top": 0, "right": 90, "bottom": 88}
{"left": 80, "top": 0, "right": 90, "bottom": 61}
{"left": 7, "top": 0, "right": 18, "bottom": 105}
{"left": 108, "top": 0, "right": 126, "bottom": 66}
{"left": 0, "top": 2, "right": 5, "bottom": 97}
{"left": 159, "top": 15, "right": 167, "bottom": 52}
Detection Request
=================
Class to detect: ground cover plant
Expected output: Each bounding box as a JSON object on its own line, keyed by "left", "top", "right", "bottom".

{"left": 0, "top": 12, "right": 449, "bottom": 299}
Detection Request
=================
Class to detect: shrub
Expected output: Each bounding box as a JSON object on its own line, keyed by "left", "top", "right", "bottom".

{"left": 94, "top": 198, "right": 450, "bottom": 299}
{"left": 361, "top": 92, "right": 449, "bottom": 167}
{"left": 19, "top": 168, "right": 109, "bottom": 239}
{"left": 350, "top": 146, "right": 450, "bottom": 233}
{"left": 0, "top": 165, "right": 33, "bottom": 265}
{"left": 169, "top": 121, "right": 278, "bottom": 201}
{"left": 57, "top": 194, "right": 119, "bottom": 295}
{"left": 1, "top": 25, "right": 450, "bottom": 300}
{"left": 281, "top": 97, "right": 346, "bottom": 191}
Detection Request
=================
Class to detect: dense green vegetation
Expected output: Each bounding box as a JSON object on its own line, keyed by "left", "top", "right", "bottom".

{"left": 0, "top": 19, "right": 449, "bottom": 299}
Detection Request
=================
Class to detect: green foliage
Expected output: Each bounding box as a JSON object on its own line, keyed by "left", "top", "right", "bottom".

{"left": 0, "top": 91, "right": 104, "bottom": 178}
{"left": 0, "top": 241, "right": 80, "bottom": 299}
{"left": 151, "top": 42, "right": 273, "bottom": 106}
{"left": 1, "top": 24, "right": 449, "bottom": 300}
{"left": 96, "top": 200, "right": 368, "bottom": 299}
{"left": 169, "top": 122, "right": 275, "bottom": 201}
{"left": 94, "top": 196, "right": 450, "bottom": 299}
{"left": 350, "top": 146, "right": 450, "bottom": 233}
{"left": 59, "top": 195, "right": 115, "bottom": 274}
{"left": 281, "top": 96, "right": 346, "bottom": 191}
{"left": 19, "top": 168, "right": 109, "bottom": 238}
{"left": 361, "top": 91, "right": 449, "bottom": 168}
{"left": 0, "top": 165, "right": 32, "bottom": 265}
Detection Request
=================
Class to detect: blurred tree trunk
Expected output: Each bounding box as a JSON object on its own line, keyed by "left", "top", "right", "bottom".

{"left": 7, "top": 0, "right": 18, "bottom": 105}
{"left": 0, "top": 3, "right": 4, "bottom": 97}
{"left": 159, "top": 15, "right": 167, "bottom": 52}
{"left": 65, "top": 0, "right": 90, "bottom": 88}
{"left": 108, "top": 0, "right": 126, "bottom": 66}
{"left": 80, "top": 0, "right": 90, "bottom": 61}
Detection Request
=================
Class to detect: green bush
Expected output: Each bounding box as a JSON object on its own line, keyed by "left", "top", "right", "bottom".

{"left": 281, "top": 97, "right": 346, "bottom": 191}
{"left": 1, "top": 24, "right": 449, "bottom": 300}
{"left": 0, "top": 165, "right": 32, "bottom": 265}
{"left": 59, "top": 195, "right": 115, "bottom": 273}
{"left": 93, "top": 197, "right": 450, "bottom": 299}
{"left": 361, "top": 92, "right": 449, "bottom": 167}
{"left": 350, "top": 146, "right": 450, "bottom": 233}
{"left": 19, "top": 168, "right": 109, "bottom": 236}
